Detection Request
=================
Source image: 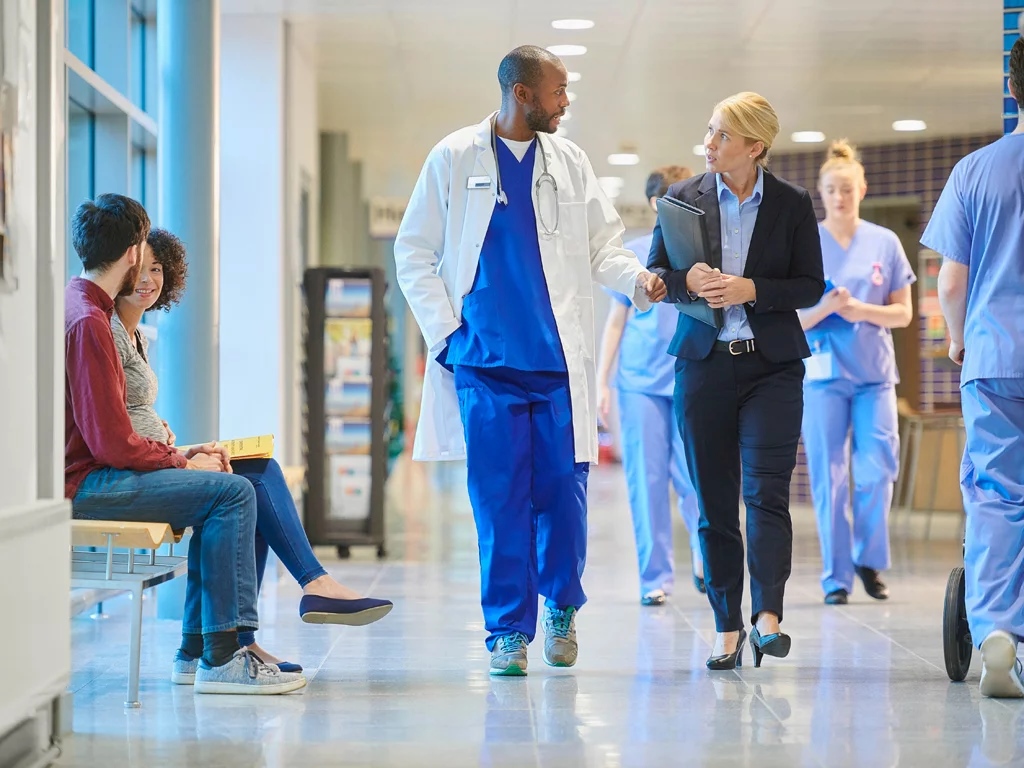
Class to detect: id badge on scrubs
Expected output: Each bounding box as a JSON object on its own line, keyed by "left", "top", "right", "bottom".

{"left": 805, "top": 338, "right": 835, "bottom": 382}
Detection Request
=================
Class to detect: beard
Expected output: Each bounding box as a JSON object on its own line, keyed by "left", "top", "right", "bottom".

{"left": 117, "top": 256, "right": 144, "bottom": 298}
{"left": 525, "top": 98, "right": 562, "bottom": 134}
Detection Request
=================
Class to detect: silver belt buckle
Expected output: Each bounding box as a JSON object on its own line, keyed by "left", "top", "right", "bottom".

{"left": 729, "top": 339, "right": 753, "bottom": 356}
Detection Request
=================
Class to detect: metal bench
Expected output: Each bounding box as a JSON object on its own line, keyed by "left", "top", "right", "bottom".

{"left": 70, "top": 521, "right": 187, "bottom": 708}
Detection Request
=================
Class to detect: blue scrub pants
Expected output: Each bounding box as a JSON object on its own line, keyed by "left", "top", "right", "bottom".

{"left": 618, "top": 390, "right": 701, "bottom": 597}
{"left": 802, "top": 380, "right": 898, "bottom": 595}
{"left": 454, "top": 366, "right": 589, "bottom": 651}
{"left": 961, "top": 379, "right": 1024, "bottom": 648}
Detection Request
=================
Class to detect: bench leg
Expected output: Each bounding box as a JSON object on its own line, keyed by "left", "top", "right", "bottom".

{"left": 126, "top": 585, "right": 144, "bottom": 709}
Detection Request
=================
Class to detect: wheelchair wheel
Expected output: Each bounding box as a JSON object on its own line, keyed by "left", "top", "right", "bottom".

{"left": 943, "top": 566, "right": 972, "bottom": 682}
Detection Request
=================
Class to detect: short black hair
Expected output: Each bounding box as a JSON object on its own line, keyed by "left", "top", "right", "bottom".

{"left": 1011, "top": 37, "right": 1024, "bottom": 110}
{"left": 146, "top": 229, "right": 188, "bottom": 312}
{"left": 497, "top": 45, "right": 562, "bottom": 97}
{"left": 71, "top": 193, "right": 150, "bottom": 273}
{"left": 645, "top": 165, "right": 694, "bottom": 199}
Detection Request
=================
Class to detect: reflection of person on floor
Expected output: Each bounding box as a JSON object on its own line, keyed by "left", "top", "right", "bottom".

{"left": 597, "top": 165, "right": 705, "bottom": 606}
{"left": 111, "top": 227, "right": 393, "bottom": 678}
{"left": 798, "top": 140, "right": 916, "bottom": 606}
{"left": 923, "top": 38, "right": 1024, "bottom": 700}
{"left": 395, "top": 45, "right": 665, "bottom": 676}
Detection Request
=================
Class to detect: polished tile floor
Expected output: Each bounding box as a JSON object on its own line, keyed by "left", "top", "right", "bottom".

{"left": 58, "top": 459, "right": 1021, "bottom": 767}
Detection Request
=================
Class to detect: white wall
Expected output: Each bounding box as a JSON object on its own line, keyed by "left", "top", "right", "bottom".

{"left": 0, "top": 0, "right": 71, "bottom": 744}
{"left": 219, "top": 13, "right": 318, "bottom": 466}
{"left": 219, "top": 14, "right": 285, "bottom": 445}
{"left": 282, "top": 22, "right": 319, "bottom": 466}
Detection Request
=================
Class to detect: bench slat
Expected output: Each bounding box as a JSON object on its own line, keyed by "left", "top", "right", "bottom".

{"left": 71, "top": 520, "right": 177, "bottom": 550}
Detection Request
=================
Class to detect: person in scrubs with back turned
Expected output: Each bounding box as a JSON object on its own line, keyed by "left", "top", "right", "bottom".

{"left": 395, "top": 45, "right": 666, "bottom": 677}
{"left": 921, "top": 37, "right": 1024, "bottom": 699}
{"left": 597, "top": 165, "right": 705, "bottom": 606}
{"left": 798, "top": 140, "right": 915, "bottom": 606}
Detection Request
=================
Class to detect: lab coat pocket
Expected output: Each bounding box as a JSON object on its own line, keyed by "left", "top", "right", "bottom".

{"left": 804, "top": 337, "right": 835, "bottom": 382}
{"left": 557, "top": 202, "right": 589, "bottom": 257}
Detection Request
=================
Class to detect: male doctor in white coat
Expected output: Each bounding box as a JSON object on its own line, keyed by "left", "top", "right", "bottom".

{"left": 395, "top": 45, "right": 666, "bottom": 676}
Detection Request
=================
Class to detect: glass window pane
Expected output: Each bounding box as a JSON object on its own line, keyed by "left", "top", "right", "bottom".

{"left": 130, "top": 10, "right": 146, "bottom": 110}
{"left": 131, "top": 145, "right": 145, "bottom": 206}
{"left": 66, "top": 0, "right": 95, "bottom": 66}
{"left": 67, "top": 101, "right": 95, "bottom": 280}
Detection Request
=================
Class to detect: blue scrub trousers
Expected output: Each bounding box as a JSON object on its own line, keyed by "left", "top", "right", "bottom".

{"left": 618, "top": 390, "right": 701, "bottom": 597}
{"left": 454, "top": 366, "right": 589, "bottom": 651}
{"left": 961, "top": 379, "right": 1024, "bottom": 648}
{"left": 802, "top": 380, "right": 898, "bottom": 594}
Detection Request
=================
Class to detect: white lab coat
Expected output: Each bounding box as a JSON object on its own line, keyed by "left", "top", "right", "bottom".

{"left": 395, "top": 114, "right": 651, "bottom": 464}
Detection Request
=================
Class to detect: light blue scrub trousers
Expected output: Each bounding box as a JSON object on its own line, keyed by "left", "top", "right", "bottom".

{"left": 802, "top": 380, "right": 899, "bottom": 595}
{"left": 961, "top": 379, "right": 1024, "bottom": 648}
{"left": 618, "top": 390, "right": 701, "bottom": 597}
{"left": 454, "top": 366, "right": 589, "bottom": 651}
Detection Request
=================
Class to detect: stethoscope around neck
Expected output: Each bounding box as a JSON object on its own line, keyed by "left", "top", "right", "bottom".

{"left": 489, "top": 113, "right": 560, "bottom": 237}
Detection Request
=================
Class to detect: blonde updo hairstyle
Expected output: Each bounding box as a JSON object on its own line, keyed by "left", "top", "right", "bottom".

{"left": 819, "top": 139, "right": 866, "bottom": 190}
{"left": 713, "top": 92, "right": 780, "bottom": 168}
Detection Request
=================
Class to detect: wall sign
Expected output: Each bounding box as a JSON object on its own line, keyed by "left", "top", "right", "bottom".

{"left": 368, "top": 197, "right": 408, "bottom": 239}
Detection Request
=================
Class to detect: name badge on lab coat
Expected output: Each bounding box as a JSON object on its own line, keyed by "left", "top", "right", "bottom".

{"left": 805, "top": 338, "right": 835, "bottom": 382}
{"left": 467, "top": 176, "right": 491, "bottom": 190}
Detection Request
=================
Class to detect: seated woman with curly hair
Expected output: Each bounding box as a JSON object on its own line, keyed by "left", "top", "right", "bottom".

{"left": 111, "top": 228, "right": 392, "bottom": 677}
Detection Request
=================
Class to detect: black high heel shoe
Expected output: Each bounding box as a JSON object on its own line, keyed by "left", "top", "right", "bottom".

{"left": 706, "top": 629, "right": 747, "bottom": 671}
{"left": 749, "top": 626, "right": 792, "bottom": 668}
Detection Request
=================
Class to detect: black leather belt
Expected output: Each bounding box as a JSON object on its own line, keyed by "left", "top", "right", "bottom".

{"left": 714, "top": 339, "right": 757, "bottom": 356}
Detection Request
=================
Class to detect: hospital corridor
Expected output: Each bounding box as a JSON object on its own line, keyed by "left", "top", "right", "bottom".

{"left": 2, "top": 0, "right": 1024, "bottom": 766}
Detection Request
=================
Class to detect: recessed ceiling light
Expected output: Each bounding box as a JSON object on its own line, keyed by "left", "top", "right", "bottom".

{"left": 693, "top": 144, "right": 706, "bottom": 156}
{"left": 547, "top": 45, "right": 587, "bottom": 57}
{"left": 567, "top": 72, "right": 582, "bottom": 83}
{"left": 552, "top": 19, "right": 594, "bottom": 30}
{"left": 791, "top": 131, "right": 826, "bottom": 143}
{"left": 608, "top": 153, "right": 640, "bottom": 166}
{"left": 566, "top": 91, "right": 577, "bottom": 102}
{"left": 892, "top": 119, "right": 927, "bottom": 132}
{"left": 559, "top": 110, "right": 572, "bottom": 122}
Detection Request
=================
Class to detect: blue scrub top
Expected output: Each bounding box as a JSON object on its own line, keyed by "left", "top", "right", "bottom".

{"left": 443, "top": 138, "right": 566, "bottom": 372}
{"left": 805, "top": 221, "right": 916, "bottom": 386}
{"left": 920, "top": 133, "right": 1024, "bottom": 386}
{"left": 608, "top": 233, "right": 677, "bottom": 397}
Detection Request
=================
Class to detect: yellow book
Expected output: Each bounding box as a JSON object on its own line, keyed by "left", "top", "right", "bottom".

{"left": 180, "top": 434, "right": 274, "bottom": 460}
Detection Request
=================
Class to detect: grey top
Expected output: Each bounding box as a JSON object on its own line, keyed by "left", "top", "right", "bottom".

{"left": 111, "top": 313, "right": 170, "bottom": 444}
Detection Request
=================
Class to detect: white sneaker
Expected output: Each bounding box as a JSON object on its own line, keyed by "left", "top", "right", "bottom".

{"left": 980, "top": 630, "right": 1024, "bottom": 699}
{"left": 194, "top": 648, "right": 307, "bottom": 695}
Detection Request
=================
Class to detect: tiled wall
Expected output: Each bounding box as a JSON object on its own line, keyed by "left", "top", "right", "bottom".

{"left": 769, "top": 132, "right": 1002, "bottom": 505}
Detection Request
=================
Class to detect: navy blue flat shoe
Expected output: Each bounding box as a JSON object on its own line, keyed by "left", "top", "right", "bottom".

{"left": 275, "top": 660, "right": 303, "bottom": 673}
{"left": 299, "top": 594, "right": 393, "bottom": 626}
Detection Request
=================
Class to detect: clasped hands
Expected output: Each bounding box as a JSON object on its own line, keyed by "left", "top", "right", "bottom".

{"left": 182, "top": 441, "right": 233, "bottom": 473}
{"left": 819, "top": 286, "right": 870, "bottom": 324}
{"left": 686, "top": 263, "right": 756, "bottom": 308}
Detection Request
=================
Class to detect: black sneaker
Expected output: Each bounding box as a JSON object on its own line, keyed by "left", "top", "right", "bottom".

{"left": 824, "top": 589, "right": 849, "bottom": 605}
{"left": 855, "top": 566, "right": 890, "bottom": 600}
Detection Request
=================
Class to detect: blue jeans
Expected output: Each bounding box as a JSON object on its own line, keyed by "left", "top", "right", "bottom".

{"left": 73, "top": 467, "right": 259, "bottom": 634}
{"left": 231, "top": 458, "right": 328, "bottom": 647}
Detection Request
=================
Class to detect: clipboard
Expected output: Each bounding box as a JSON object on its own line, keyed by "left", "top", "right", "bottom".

{"left": 655, "top": 196, "right": 723, "bottom": 328}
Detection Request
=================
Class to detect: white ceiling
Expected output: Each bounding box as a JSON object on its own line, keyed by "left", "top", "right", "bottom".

{"left": 224, "top": 0, "right": 1005, "bottom": 201}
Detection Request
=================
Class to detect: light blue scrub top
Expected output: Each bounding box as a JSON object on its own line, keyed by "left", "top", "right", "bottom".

{"left": 608, "top": 233, "right": 677, "bottom": 398}
{"left": 716, "top": 168, "right": 763, "bottom": 343}
{"left": 920, "top": 133, "right": 1024, "bottom": 386}
{"left": 806, "top": 221, "right": 916, "bottom": 386}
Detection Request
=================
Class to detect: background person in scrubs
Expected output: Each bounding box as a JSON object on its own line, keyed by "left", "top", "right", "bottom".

{"left": 597, "top": 165, "right": 705, "bottom": 606}
{"left": 921, "top": 38, "right": 1024, "bottom": 699}
{"left": 797, "top": 141, "right": 915, "bottom": 606}
{"left": 395, "top": 46, "right": 665, "bottom": 678}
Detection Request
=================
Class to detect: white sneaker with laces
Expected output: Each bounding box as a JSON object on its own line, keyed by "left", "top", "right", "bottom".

{"left": 980, "top": 630, "right": 1024, "bottom": 699}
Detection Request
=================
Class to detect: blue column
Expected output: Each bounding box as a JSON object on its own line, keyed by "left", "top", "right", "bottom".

{"left": 1006, "top": 1, "right": 1022, "bottom": 134}
{"left": 154, "top": 0, "right": 220, "bottom": 445}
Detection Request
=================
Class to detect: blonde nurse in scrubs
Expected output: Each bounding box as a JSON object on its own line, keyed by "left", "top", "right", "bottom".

{"left": 798, "top": 140, "right": 916, "bottom": 606}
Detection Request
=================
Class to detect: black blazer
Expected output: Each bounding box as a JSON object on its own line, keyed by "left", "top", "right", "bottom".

{"left": 647, "top": 170, "right": 825, "bottom": 363}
